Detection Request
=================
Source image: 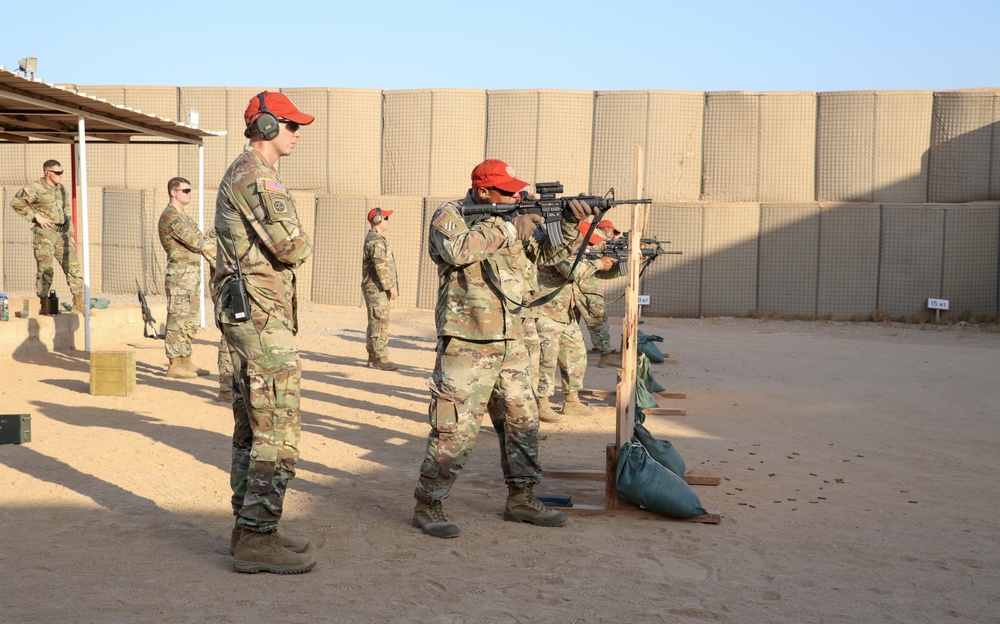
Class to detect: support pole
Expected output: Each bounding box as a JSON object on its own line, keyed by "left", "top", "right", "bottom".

{"left": 77, "top": 117, "right": 91, "bottom": 352}
{"left": 198, "top": 143, "right": 206, "bottom": 328}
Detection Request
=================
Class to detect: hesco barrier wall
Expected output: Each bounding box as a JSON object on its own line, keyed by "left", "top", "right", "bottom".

{"left": 2, "top": 87, "right": 999, "bottom": 320}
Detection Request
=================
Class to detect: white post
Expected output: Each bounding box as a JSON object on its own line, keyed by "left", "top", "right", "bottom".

{"left": 77, "top": 117, "right": 91, "bottom": 352}
{"left": 198, "top": 143, "right": 206, "bottom": 328}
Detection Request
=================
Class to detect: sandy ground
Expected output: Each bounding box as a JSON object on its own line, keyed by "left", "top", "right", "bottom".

{"left": 1, "top": 303, "right": 999, "bottom": 624}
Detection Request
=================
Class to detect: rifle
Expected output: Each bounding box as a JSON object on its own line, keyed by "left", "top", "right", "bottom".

{"left": 460, "top": 182, "right": 652, "bottom": 246}
{"left": 136, "top": 279, "right": 163, "bottom": 339}
{"left": 583, "top": 234, "right": 682, "bottom": 277}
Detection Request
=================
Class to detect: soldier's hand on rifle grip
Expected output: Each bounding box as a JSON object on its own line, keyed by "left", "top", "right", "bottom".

{"left": 513, "top": 214, "right": 545, "bottom": 240}
{"left": 567, "top": 198, "right": 597, "bottom": 222}
{"left": 599, "top": 256, "right": 617, "bottom": 271}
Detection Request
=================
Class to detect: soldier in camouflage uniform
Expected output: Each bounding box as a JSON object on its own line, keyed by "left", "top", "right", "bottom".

{"left": 520, "top": 238, "right": 563, "bottom": 424}
{"left": 575, "top": 219, "right": 622, "bottom": 368}
{"left": 158, "top": 177, "right": 217, "bottom": 380}
{"left": 9, "top": 160, "right": 86, "bottom": 313}
{"left": 213, "top": 91, "right": 316, "bottom": 574}
{"left": 361, "top": 206, "right": 399, "bottom": 371}
{"left": 535, "top": 223, "right": 615, "bottom": 418}
{"left": 412, "top": 159, "right": 602, "bottom": 539}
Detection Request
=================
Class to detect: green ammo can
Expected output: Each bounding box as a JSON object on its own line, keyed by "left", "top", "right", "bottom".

{"left": 0, "top": 414, "right": 31, "bottom": 444}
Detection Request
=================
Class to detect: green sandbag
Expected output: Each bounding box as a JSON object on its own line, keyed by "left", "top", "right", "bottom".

{"left": 616, "top": 440, "right": 707, "bottom": 519}
{"left": 637, "top": 330, "right": 665, "bottom": 363}
{"left": 633, "top": 420, "right": 687, "bottom": 477}
{"left": 637, "top": 354, "right": 666, "bottom": 393}
{"left": 60, "top": 298, "right": 110, "bottom": 312}
{"left": 635, "top": 354, "right": 658, "bottom": 409}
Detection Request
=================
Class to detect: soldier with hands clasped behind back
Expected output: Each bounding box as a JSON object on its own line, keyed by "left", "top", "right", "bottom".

{"left": 361, "top": 206, "right": 399, "bottom": 371}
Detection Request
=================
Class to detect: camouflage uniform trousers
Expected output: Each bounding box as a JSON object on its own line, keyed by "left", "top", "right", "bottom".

{"left": 576, "top": 290, "right": 612, "bottom": 353}
{"left": 164, "top": 264, "right": 203, "bottom": 359}
{"left": 363, "top": 290, "right": 391, "bottom": 359}
{"left": 414, "top": 336, "right": 542, "bottom": 503}
{"left": 222, "top": 306, "right": 302, "bottom": 532}
{"left": 218, "top": 332, "right": 235, "bottom": 393}
{"left": 535, "top": 314, "right": 588, "bottom": 398}
{"left": 32, "top": 225, "right": 83, "bottom": 297}
{"left": 522, "top": 316, "right": 541, "bottom": 393}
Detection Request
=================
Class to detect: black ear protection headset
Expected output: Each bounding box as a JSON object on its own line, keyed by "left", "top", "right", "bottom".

{"left": 244, "top": 92, "right": 280, "bottom": 140}
{"left": 370, "top": 207, "right": 383, "bottom": 225}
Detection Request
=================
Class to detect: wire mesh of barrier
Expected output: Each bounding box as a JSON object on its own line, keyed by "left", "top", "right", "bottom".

{"left": 1, "top": 86, "right": 998, "bottom": 319}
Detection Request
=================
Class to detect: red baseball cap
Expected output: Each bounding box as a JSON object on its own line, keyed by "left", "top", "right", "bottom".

{"left": 244, "top": 91, "right": 315, "bottom": 126}
{"left": 470, "top": 159, "right": 527, "bottom": 193}
{"left": 597, "top": 219, "right": 621, "bottom": 235}
{"left": 578, "top": 221, "right": 606, "bottom": 245}
{"left": 367, "top": 207, "right": 393, "bottom": 223}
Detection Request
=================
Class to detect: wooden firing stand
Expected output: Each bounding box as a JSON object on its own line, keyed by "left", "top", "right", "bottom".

{"left": 548, "top": 201, "right": 721, "bottom": 524}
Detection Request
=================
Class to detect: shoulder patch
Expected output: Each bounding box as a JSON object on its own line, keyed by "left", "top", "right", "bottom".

{"left": 255, "top": 178, "right": 286, "bottom": 193}
{"left": 432, "top": 210, "right": 461, "bottom": 233}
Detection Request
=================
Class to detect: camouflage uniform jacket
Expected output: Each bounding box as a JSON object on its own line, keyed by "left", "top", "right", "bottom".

{"left": 10, "top": 178, "right": 73, "bottom": 235}
{"left": 428, "top": 191, "right": 580, "bottom": 340}
{"left": 213, "top": 146, "right": 313, "bottom": 331}
{"left": 158, "top": 204, "right": 216, "bottom": 269}
{"left": 534, "top": 233, "right": 604, "bottom": 324}
{"left": 361, "top": 230, "right": 398, "bottom": 295}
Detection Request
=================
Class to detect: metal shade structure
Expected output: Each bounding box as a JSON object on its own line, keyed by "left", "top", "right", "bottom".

{"left": 0, "top": 67, "right": 222, "bottom": 351}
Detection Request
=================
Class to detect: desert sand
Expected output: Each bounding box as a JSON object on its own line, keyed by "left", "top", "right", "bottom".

{"left": 1, "top": 302, "right": 998, "bottom": 623}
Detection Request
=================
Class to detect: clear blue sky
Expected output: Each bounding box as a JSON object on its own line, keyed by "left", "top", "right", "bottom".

{"left": 4, "top": 0, "right": 998, "bottom": 92}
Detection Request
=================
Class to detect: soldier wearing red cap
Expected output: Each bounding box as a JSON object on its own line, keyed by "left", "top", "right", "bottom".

{"left": 213, "top": 91, "right": 316, "bottom": 574}
{"left": 576, "top": 219, "right": 623, "bottom": 368}
{"left": 362, "top": 206, "right": 399, "bottom": 370}
{"left": 412, "top": 159, "right": 602, "bottom": 538}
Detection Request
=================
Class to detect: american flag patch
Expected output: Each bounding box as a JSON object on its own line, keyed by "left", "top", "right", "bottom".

{"left": 257, "top": 178, "right": 285, "bottom": 193}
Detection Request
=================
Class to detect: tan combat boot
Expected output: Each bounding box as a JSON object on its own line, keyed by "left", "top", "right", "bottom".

{"left": 71, "top": 293, "right": 87, "bottom": 314}
{"left": 166, "top": 357, "right": 197, "bottom": 379}
{"left": 503, "top": 483, "right": 569, "bottom": 527}
{"left": 375, "top": 357, "right": 398, "bottom": 371}
{"left": 180, "top": 356, "right": 211, "bottom": 377}
{"left": 217, "top": 389, "right": 234, "bottom": 403}
{"left": 232, "top": 529, "right": 316, "bottom": 574}
{"left": 230, "top": 522, "right": 309, "bottom": 556}
{"left": 413, "top": 500, "right": 461, "bottom": 538}
{"left": 536, "top": 397, "right": 563, "bottom": 423}
{"left": 561, "top": 392, "right": 594, "bottom": 417}
{"left": 598, "top": 351, "right": 622, "bottom": 368}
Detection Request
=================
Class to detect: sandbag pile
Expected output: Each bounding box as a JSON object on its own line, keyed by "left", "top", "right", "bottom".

{"left": 615, "top": 407, "right": 707, "bottom": 519}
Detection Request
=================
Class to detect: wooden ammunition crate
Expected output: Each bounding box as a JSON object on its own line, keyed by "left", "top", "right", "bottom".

{"left": 0, "top": 414, "right": 31, "bottom": 444}
{"left": 90, "top": 350, "right": 136, "bottom": 396}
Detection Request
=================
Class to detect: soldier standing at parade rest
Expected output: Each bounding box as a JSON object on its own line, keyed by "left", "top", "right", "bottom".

{"left": 361, "top": 206, "right": 400, "bottom": 371}
{"left": 412, "top": 158, "right": 603, "bottom": 538}
{"left": 9, "top": 160, "right": 87, "bottom": 313}
{"left": 157, "top": 177, "right": 217, "bottom": 380}
{"left": 213, "top": 91, "right": 315, "bottom": 574}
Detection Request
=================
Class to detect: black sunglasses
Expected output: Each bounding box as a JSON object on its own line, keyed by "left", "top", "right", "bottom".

{"left": 490, "top": 187, "right": 516, "bottom": 197}
{"left": 279, "top": 119, "right": 301, "bottom": 132}
{"left": 178, "top": 189, "right": 193, "bottom": 194}
{"left": 48, "top": 170, "right": 64, "bottom": 176}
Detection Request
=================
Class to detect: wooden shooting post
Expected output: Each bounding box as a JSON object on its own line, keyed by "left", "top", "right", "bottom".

{"left": 548, "top": 147, "right": 721, "bottom": 523}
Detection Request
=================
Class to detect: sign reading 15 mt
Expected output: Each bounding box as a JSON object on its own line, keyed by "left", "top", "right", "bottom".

{"left": 926, "top": 298, "right": 950, "bottom": 310}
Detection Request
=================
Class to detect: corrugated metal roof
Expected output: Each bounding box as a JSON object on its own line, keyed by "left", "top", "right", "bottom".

{"left": 0, "top": 68, "right": 219, "bottom": 144}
